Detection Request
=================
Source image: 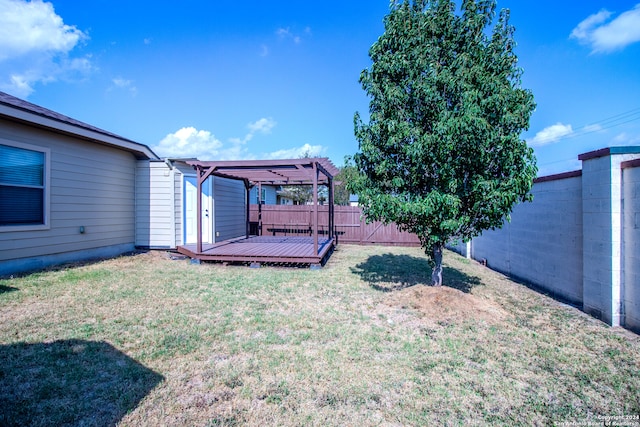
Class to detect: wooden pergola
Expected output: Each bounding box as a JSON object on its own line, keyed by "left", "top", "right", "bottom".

{"left": 177, "top": 157, "right": 340, "bottom": 266}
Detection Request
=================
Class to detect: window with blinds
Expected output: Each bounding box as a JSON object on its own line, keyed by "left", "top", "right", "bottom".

{"left": 0, "top": 143, "right": 46, "bottom": 226}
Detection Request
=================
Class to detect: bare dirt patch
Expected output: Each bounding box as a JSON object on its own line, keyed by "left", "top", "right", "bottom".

{"left": 384, "top": 284, "right": 508, "bottom": 324}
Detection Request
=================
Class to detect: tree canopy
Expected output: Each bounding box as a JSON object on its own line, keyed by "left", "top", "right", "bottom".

{"left": 351, "top": 0, "right": 537, "bottom": 285}
{"left": 334, "top": 165, "right": 361, "bottom": 205}
{"left": 279, "top": 150, "right": 328, "bottom": 205}
{"left": 278, "top": 185, "right": 314, "bottom": 205}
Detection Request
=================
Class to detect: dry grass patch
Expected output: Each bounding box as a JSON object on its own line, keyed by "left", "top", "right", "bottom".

{"left": 1, "top": 245, "right": 639, "bottom": 426}
{"left": 384, "top": 285, "right": 508, "bottom": 325}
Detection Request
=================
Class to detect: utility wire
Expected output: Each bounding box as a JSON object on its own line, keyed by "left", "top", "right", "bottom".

{"left": 530, "top": 106, "right": 640, "bottom": 146}
{"left": 591, "top": 106, "right": 640, "bottom": 126}
{"left": 535, "top": 107, "right": 640, "bottom": 169}
{"left": 537, "top": 156, "right": 578, "bottom": 167}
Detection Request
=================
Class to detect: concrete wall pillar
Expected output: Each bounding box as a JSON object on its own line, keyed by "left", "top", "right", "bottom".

{"left": 622, "top": 159, "right": 640, "bottom": 332}
{"left": 580, "top": 147, "right": 640, "bottom": 326}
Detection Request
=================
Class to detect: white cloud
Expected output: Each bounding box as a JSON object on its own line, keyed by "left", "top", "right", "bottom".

{"left": 529, "top": 123, "right": 574, "bottom": 147}
{"left": 0, "top": 0, "right": 85, "bottom": 60}
{"left": 5, "top": 74, "right": 32, "bottom": 96}
{"left": 112, "top": 77, "right": 130, "bottom": 87}
{"left": 276, "top": 26, "right": 308, "bottom": 44}
{"left": 264, "top": 143, "right": 326, "bottom": 160}
{"left": 110, "top": 77, "right": 137, "bottom": 96}
{"left": 153, "top": 118, "right": 278, "bottom": 161}
{"left": 0, "top": 0, "right": 90, "bottom": 97}
{"left": 613, "top": 133, "right": 629, "bottom": 143}
{"left": 612, "top": 132, "right": 640, "bottom": 145}
{"left": 570, "top": 4, "right": 640, "bottom": 53}
{"left": 231, "top": 117, "right": 277, "bottom": 145}
{"left": 154, "top": 127, "right": 224, "bottom": 159}
{"left": 248, "top": 117, "right": 276, "bottom": 134}
{"left": 276, "top": 28, "right": 291, "bottom": 38}
{"left": 582, "top": 124, "right": 603, "bottom": 133}
{"left": 154, "top": 120, "right": 328, "bottom": 162}
{"left": 0, "top": 55, "right": 92, "bottom": 98}
{"left": 570, "top": 10, "right": 612, "bottom": 42}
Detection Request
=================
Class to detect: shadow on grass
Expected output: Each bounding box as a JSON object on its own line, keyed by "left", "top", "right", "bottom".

{"left": 0, "top": 340, "right": 164, "bottom": 426}
{"left": 351, "top": 253, "right": 482, "bottom": 293}
{"left": 0, "top": 250, "right": 147, "bottom": 280}
{"left": 0, "top": 285, "right": 18, "bottom": 294}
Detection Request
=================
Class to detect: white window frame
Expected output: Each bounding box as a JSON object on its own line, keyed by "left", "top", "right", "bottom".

{"left": 255, "top": 187, "right": 266, "bottom": 204}
{"left": 0, "top": 139, "right": 51, "bottom": 232}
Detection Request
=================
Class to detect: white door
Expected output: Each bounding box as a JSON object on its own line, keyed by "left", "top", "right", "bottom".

{"left": 184, "top": 176, "right": 213, "bottom": 244}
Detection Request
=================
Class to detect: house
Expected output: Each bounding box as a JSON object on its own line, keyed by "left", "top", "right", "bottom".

{"left": 135, "top": 158, "right": 246, "bottom": 249}
{"left": 0, "top": 92, "right": 246, "bottom": 276}
{"left": 249, "top": 185, "right": 278, "bottom": 205}
{"left": 249, "top": 185, "right": 294, "bottom": 205}
{"left": 276, "top": 190, "right": 294, "bottom": 205}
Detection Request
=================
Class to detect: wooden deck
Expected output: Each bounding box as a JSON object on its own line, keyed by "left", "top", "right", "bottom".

{"left": 177, "top": 236, "right": 335, "bottom": 266}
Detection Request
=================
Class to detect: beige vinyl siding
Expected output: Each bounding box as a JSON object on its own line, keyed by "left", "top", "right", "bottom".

{"left": 0, "top": 119, "right": 137, "bottom": 262}
{"left": 174, "top": 169, "right": 183, "bottom": 246}
{"left": 172, "top": 163, "right": 194, "bottom": 247}
{"left": 214, "top": 176, "right": 246, "bottom": 241}
{"left": 135, "top": 160, "right": 176, "bottom": 248}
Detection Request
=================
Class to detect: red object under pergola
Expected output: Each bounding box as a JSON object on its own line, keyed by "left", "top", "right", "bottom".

{"left": 183, "top": 157, "right": 340, "bottom": 265}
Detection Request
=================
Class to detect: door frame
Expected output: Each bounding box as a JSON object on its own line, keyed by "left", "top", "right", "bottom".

{"left": 183, "top": 174, "right": 214, "bottom": 245}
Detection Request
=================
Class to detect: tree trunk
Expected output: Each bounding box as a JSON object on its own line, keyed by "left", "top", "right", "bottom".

{"left": 431, "top": 243, "right": 443, "bottom": 286}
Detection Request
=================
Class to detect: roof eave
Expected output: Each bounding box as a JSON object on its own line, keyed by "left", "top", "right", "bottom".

{"left": 0, "top": 100, "right": 158, "bottom": 160}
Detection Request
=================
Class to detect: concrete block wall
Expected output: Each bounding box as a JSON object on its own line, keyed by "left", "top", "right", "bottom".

{"left": 623, "top": 159, "right": 640, "bottom": 332}
{"left": 462, "top": 146, "right": 640, "bottom": 330}
{"left": 447, "top": 240, "right": 471, "bottom": 258}
{"left": 471, "top": 173, "right": 583, "bottom": 305}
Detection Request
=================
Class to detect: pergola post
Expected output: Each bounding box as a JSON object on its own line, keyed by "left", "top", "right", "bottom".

{"left": 257, "top": 182, "right": 262, "bottom": 236}
{"left": 196, "top": 166, "right": 203, "bottom": 255}
{"left": 245, "top": 182, "right": 251, "bottom": 238}
{"left": 329, "top": 177, "right": 334, "bottom": 241}
{"left": 313, "top": 162, "right": 318, "bottom": 255}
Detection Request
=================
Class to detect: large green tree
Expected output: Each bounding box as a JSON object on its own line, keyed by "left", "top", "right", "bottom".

{"left": 333, "top": 165, "right": 361, "bottom": 205}
{"left": 352, "top": 0, "right": 536, "bottom": 286}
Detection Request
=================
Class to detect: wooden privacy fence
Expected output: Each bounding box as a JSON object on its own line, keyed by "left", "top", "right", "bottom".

{"left": 249, "top": 205, "right": 420, "bottom": 246}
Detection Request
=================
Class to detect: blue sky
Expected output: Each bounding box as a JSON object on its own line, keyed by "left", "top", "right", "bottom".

{"left": 1, "top": 0, "right": 639, "bottom": 176}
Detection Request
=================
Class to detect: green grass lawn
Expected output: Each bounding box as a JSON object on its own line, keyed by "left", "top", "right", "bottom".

{"left": 1, "top": 245, "right": 639, "bottom": 426}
